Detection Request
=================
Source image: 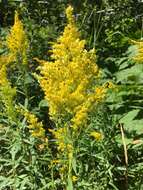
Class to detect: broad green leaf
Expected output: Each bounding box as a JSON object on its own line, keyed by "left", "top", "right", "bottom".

{"left": 39, "top": 99, "right": 48, "bottom": 108}
{"left": 120, "top": 109, "right": 140, "bottom": 124}
{"left": 115, "top": 135, "right": 133, "bottom": 145}
{"left": 124, "top": 120, "right": 143, "bottom": 135}
{"left": 116, "top": 64, "right": 143, "bottom": 83}
{"left": 24, "top": 73, "right": 34, "bottom": 85}
{"left": 72, "top": 157, "right": 77, "bottom": 174}
{"left": 127, "top": 45, "right": 138, "bottom": 58}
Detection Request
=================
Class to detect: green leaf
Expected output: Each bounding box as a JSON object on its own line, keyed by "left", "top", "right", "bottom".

{"left": 127, "top": 45, "right": 138, "bottom": 58}
{"left": 39, "top": 99, "right": 48, "bottom": 108}
{"left": 116, "top": 166, "right": 127, "bottom": 171}
{"left": 120, "top": 109, "right": 140, "bottom": 124}
{"left": 24, "top": 74, "right": 34, "bottom": 85}
{"left": 72, "top": 157, "right": 77, "bottom": 174}
{"left": 124, "top": 120, "right": 143, "bottom": 135}
{"left": 116, "top": 64, "right": 143, "bottom": 83}
{"left": 115, "top": 135, "right": 133, "bottom": 145}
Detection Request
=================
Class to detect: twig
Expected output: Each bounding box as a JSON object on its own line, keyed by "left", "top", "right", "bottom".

{"left": 119, "top": 123, "right": 128, "bottom": 190}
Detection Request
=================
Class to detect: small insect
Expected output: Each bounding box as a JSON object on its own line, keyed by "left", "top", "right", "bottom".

{"left": 104, "top": 82, "right": 110, "bottom": 88}
{"left": 104, "top": 81, "right": 114, "bottom": 89}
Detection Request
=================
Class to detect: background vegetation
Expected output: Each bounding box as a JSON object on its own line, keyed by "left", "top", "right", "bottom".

{"left": 0, "top": 0, "right": 143, "bottom": 190}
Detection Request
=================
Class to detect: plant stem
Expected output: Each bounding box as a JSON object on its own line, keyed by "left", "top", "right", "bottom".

{"left": 120, "top": 123, "right": 128, "bottom": 190}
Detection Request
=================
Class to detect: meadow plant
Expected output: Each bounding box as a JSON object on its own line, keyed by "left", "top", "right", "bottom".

{"left": 22, "top": 109, "right": 45, "bottom": 139}
{"left": 36, "top": 5, "right": 110, "bottom": 189}
{"left": 0, "top": 11, "right": 29, "bottom": 122}
{"left": 0, "top": 2, "right": 143, "bottom": 190}
{"left": 0, "top": 56, "right": 16, "bottom": 122}
{"left": 6, "top": 11, "right": 29, "bottom": 65}
{"left": 133, "top": 40, "right": 143, "bottom": 63}
{"left": 0, "top": 12, "right": 51, "bottom": 190}
{"left": 0, "top": 6, "right": 120, "bottom": 190}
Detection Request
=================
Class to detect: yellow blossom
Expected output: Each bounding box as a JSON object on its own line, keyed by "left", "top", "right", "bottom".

{"left": 0, "top": 65, "right": 9, "bottom": 86}
{"left": 0, "top": 56, "right": 16, "bottom": 120}
{"left": 132, "top": 40, "right": 143, "bottom": 63}
{"left": 66, "top": 5, "right": 74, "bottom": 24}
{"left": 6, "top": 11, "right": 28, "bottom": 64}
{"left": 37, "top": 6, "right": 105, "bottom": 131}
{"left": 90, "top": 131, "right": 103, "bottom": 141}
{"left": 35, "top": 6, "right": 109, "bottom": 185}
{"left": 51, "top": 160, "right": 61, "bottom": 164}
{"left": 0, "top": 56, "right": 12, "bottom": 86}
{"left": 49, "top": 127, "right": 67, "bottom": 152}
{"left": 72, "top": 175, "right": 78, "bottom": 182}
{"left": 23, "top": 110, "right": 45, "bottom": 138}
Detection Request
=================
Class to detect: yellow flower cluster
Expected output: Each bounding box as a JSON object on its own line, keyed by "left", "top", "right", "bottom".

{"left": 72, "top": 175, "right": 78, "bottom": 182}
{"left": 90, "top": 131, "right": 103, "bottom": 141}
{"left": 0, "top": 56, "right": 11, "bottom": 86}
{"left": 49, "top": 127, "right": 67, "bottom": 151}
{"left": 49, "top": 127, "right": 73, "bottom": 157}
{"left": 35, "top": 6, "right": 111, "bottom": 186}
{"left": 38, "top": 5, "right": 105, "bottom": 130}
{"left": 49, "top": 127, "right": 74, "bottom": 181}
{"left": 6, "top": 11, "right": 28, "bottom": 64}
{"left": 0, "top": 56, "right": 16, "bottom": 120}
{"left": 0, "top": 65, "right": 8, "bottom": 86}
{"left": 24, "top": 111, "right": 45, "bottom": 138}
{"left": 133, "top": 40, "right": 143, "bottom": 63}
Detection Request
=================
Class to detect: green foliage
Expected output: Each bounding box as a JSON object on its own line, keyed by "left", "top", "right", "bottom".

{"left": 0, "top": 123, "right": 53, "bottom": 190}
{"left": 0, "top": 1, "right": 143, "bottom": 190}
{"left": 106, "top": 45, "right": 143, "bottom": 189}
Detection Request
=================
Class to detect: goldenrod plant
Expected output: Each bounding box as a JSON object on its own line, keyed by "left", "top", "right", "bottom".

{"left": 0, "top": 11, "right": 29, "bottom": 122}
{"left": 0, "top": 12, "right": 51, "bottom": 190}
{"left": 133, "top": 40, "right": 143, "bottom": 63}
{"left": 0, "top": 55, "right": 17, "bottom": 122}
{"left": 38, "top": 6, "right": 105, "bottom": 124}
{"left": 22, "top": 108, "right": 45, "bottom": 139}
{"left": 36, "top": 5, "right": 110, "bottom": 189}
{"left": 7, "top": 11, "right": 29, "bottom": 65}
{"left": 1, "top": 3, "right": 143, "bottom": 190}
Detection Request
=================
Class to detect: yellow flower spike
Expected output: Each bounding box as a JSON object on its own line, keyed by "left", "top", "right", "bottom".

{"left": 67, "top": 144, "right": 73, "bottom": 150}
{"left": 66, "top": 5, "right": 74, "bottom": 24}
{"left": 37, "top": 5, "right": 106, "bottom": 131}
{"left": 50, "top": 127, "right": 68, "bottom": 152}
{"left": 132, "top": 40, "right": 143, "bottom": 63}
{"left": 34, "top": 6, "right": 110, "bottom": 186}
{"left": 0, "top": 65, "right": 9, "bottom": 86}
{"left": 23, "top": 110, "right": 45, "bottom": 139}
{"left": 0, "top": 56, "right": 17, "bottom": 120}
{"left": 59, "top": 165, "right": 68, "bottom": 175}
{"left": 6, "top": 11, "right": 29, "bottom": 64}
{"left": 90, "top": 131, "right": 103, "bottom": 141}
{"left": 0, "top": 55, "right": 12, "bottom": 86}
